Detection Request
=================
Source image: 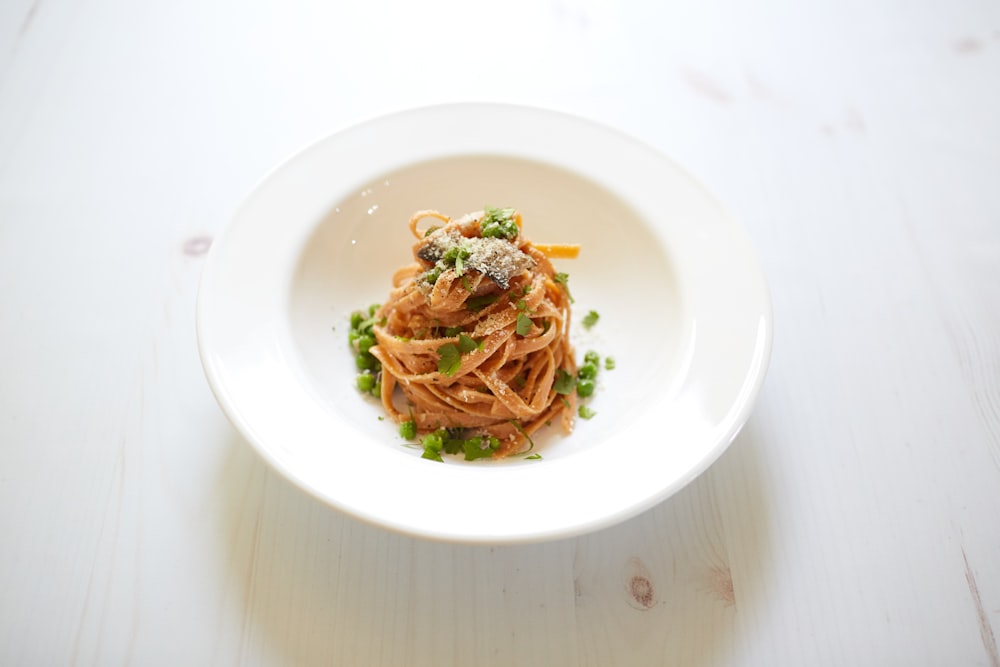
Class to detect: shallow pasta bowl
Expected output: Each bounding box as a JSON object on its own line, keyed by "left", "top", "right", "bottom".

{"left": 196, "top": 103, "right": 772, "bottom": 543}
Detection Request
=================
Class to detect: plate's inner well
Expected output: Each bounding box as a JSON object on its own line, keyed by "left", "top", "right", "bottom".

{"left": 288, "top": 155, "right": 686, "bottom": 461}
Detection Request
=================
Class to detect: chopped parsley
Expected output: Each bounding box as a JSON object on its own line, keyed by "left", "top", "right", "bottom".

{"left": 466, "top": 294, "right": 500, "bottom": 311}
{"left": 578, "top": 405, "right": 597, "bottom": 420}
{"left": 582, "top": 310, "right": 600, "bottom": 330}
{"left": 553, "top": 369, "right": 576, "bottom": 395}
{"left": 424, "top": 266, "right": 442, "bottom": 284}
{"left": 436, "top": 343, "right": 462, "bottom": 376}
{"left": 420, "top": 430, "right": 445, "bottom": 461}
{"left": 553, "top": 272, "right": 574, "bottom": 303}
{"left": 480, "top": 206, "right": 519, "bottom": 239}
{"left": 463, "top": 435, "right": 501, "bottom": 461}
{"left": 516, "top": 312, "right": 533, "bottom": 336}
{"left": 422, "top": 242, "right": 472, "bottom": 285}
{"left": 457, "top": 333, "right": 480, "bottom": 353}
{"left": 439, "top": 243, "right": 472, "bottom": 277}
{"left": 437, "top": 334, "right": 481, "bottom": 375}
{"left": 525, "top": 453, "right": 542, "bottom": 460}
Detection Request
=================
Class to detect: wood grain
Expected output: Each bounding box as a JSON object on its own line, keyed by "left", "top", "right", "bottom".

{"left": 2, "top": 0, "right": 1000, "bottom": 664}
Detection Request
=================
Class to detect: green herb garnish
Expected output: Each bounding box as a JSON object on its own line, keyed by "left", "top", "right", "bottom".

{"left": 480, "top": 206, "right": 519, "bottom": 239}
{"left": 578, "top": 405, "right": 597, "bottom": 420}
{"left": 437, "top": 343, "right": 462, "bottom": 375}
{"left": 466, "top": 294, "right": 500, "bottom": 311}
{"left": 604, "top": 356, "right": 616, "bottom": 370}
{"left": 508, "top": 419, "right": 535, "bottom": 453}
{"left": 348, "top": 306, "right": 383, "bottom": 397}
{"left": 437, "top": 335, "right": 480, "bottom": 375}
{"left": 578, "top": 352, "right": 599, "bottom": 379}
{"left": 553, "top": 272, "right": 574, "bottom": 303}
{"left": 463, "top": 435, "right": 500, "bottom": 461}
{"left": 516, "top": 313, "right": 532, "bottom": 336}
{"left": 356, "top": 373, "right": 375, "bottom": 392}
{"left": 457, "top": 333, "right": 480, "bottom": 353}
{"left": 420, "top": 430, "right": 445, "bottom": 461}
{"left": 582, "top": 310, "right": 600, "bottom": 330}
{"left": 525, "top": 453, "right": 542, "bottom": 460}
{"left": 553, "top": 369, "right": 576, "bottom": 395}
{"left": 399, "top": 419, "right": 417, "bottom": 440}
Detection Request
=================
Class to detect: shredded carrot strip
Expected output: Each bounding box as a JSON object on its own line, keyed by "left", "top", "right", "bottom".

{"left": 532, "top": 243, "right": 581, "bottom": 259}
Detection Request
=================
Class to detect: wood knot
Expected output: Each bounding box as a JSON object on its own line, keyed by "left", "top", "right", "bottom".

{"left": 623, "top": 557, "right": 657, "bottom": 610}
{"left": 629, "top": 575, "right": 655, "bottom": 609}
{"left": 707, "top": 564, "right": 736, "bottom": 607}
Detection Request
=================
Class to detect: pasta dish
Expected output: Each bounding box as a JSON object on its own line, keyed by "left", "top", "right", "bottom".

{"left": 356, "top": 207, "right": 584, "bottom": 460}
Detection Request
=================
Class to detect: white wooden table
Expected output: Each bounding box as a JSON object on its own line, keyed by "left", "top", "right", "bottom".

{"left": 2, "top": 1, "right": 999, "bottom": 664}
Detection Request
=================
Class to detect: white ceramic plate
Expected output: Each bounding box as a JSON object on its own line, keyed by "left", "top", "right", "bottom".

{"left": 197, "top": 103, "right": 772, "bottom": 543}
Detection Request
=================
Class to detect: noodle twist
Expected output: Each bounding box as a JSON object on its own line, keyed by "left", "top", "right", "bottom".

{"left": 368, "top": 208, "right": 578, "bottom": 458}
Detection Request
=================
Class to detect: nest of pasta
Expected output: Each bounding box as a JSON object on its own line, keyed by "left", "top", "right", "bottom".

{"left": 368, "top": 208, "right": 579, "bottom": 459}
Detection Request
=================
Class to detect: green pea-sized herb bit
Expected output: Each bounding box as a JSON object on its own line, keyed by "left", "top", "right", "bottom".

{"left": 399, "top": 419, "right": 417, "bottom": 440}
